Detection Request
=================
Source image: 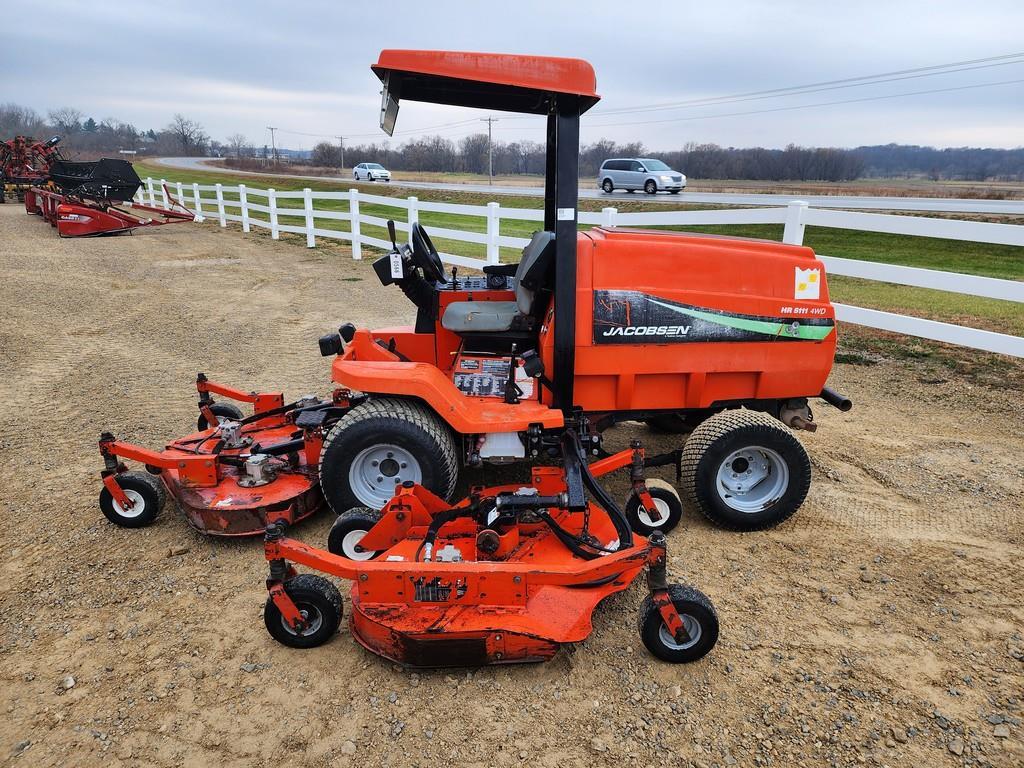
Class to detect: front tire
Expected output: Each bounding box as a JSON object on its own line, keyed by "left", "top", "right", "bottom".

{"left": 669, "top": 189, "right": 681, "bottom": 194}
{"left": 99, "top": 471, "right": 166, "bottom": 528}
{"left": 320, "top": 398, "right": 459, "bottom": 511}
{"left": 264, "top": 574, "right": 342, "bottom": 649}
{"left": 638, "top": 584, "right": 718, "bottom": 663}
{"left": 681, "top": 409, "right": 810, "bottom": 531}
{"left": 644, "top": 180, "right": 658, "bottom": 194}
{"left": 624, "top": 479, "right": 682, "bottom": 535}
{"left": 328, "top": 507, "right": 383, "bottom": 560}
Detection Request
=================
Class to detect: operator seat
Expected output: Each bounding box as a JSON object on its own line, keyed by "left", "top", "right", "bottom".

{"left": 441, "top": 231, "right": 555, "bottom": 333}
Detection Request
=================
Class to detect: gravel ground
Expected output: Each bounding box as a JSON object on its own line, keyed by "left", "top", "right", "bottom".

{"left": 0, "top": 206, "right": 1022, "bottom": 768}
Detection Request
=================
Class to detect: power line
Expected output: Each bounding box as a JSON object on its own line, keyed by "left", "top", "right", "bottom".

{"left": 582, "top": 77, "right": 1024, "bottom": 130}
{"left": 591, "top": 51, "right": 1024, "bottom": 117}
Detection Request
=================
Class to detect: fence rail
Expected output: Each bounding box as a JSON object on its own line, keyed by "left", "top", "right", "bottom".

{"left": 137, "top": 177, "right": 1024, "bottom": 358}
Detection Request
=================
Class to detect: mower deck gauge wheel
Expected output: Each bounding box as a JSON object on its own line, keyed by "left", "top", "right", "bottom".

{"left": 638, "top": 584, "right": 719, "bottom": 663}
{"left": 197, "top": 402, "right": 244, "bottom": 431}
{"left": 264, "top": 574, "right": 342, "bottom": 649}
{"left": 624, "top": 479, "right": 683, "bottom": 535}
{"left": 328, "top": 507, "right": 384, "bottom": 560}
{"left": 99, "top": 471, "right": 166, "bottom": 528}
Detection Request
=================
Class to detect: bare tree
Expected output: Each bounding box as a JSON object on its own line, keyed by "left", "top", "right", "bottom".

{"left": 48, "top": 107, "right": 84, "bottom": 136}
{"left": 226, "top": 133, "right": 250, "bottom": 159}
{"left": 166, "top": 114, "right": 209, "bottom": 155}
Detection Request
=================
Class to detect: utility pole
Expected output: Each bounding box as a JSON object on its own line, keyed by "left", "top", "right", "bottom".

{"left": 335, "top": 135, "right": 345, "bottom": 170}
{"left": 266, "top": 126, "right": 278, "bottom": 165}
{"left": 479, "top": 116, "right": 499, "bottom": 184}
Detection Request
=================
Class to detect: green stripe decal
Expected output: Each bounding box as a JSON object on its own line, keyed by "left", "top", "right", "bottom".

{"left": 647, "top": 299, "right": 834, "bottom": 341}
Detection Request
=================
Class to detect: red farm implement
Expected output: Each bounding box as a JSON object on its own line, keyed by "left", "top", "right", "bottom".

{"left": 24, "top": 159, "right": 193, "bottom": 237}
{"left": 0, "top": 134, "right": 64, "bottom": 203}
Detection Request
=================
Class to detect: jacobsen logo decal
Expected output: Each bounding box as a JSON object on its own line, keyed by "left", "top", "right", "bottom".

{"left": 593, "top": 290, "right": 834, "bottom": 345}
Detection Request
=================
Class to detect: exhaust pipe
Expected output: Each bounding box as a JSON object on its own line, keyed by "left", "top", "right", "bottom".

{"left": 819, "top": 386, "right": 853, "bottom": 412}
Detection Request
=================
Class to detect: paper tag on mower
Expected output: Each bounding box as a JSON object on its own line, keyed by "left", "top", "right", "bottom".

{"left": 557, "top": 207, "right": 575, "bottom": 221}
{"left": 390, "top": 252, "right": 404, "bottom": 279}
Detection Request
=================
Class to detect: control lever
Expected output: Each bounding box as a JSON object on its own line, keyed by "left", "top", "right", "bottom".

{"left": 504, "top": 344, "right": 524, "bottom": 405}
{"left": 451, "top": 266, "right": 459, "bottom": 289}
{"left": 386, "top": 219, "right": 398, "bottom": 250}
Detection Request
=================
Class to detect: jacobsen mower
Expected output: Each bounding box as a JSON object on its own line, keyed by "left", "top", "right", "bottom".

{"left": 25, "top": 158, "right": 194, "bottom": 237}
{"left": 94, "top": 49, "right": 850, "bottom": 665}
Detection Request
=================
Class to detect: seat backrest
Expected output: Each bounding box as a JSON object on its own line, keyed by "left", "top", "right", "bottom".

{"left": 514, "top": 231, "right": 555, "bottom": 314}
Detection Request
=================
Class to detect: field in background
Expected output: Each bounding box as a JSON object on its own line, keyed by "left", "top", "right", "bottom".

{"left": 135, "top": 161, "right": 1024, "bottom": 386}
{"left": 211, "top": 158, "right": 1024, "bottom": 200}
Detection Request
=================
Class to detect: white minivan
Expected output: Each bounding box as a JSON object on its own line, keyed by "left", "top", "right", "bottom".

{"left": 598, "top": 158, "right": 686, "bottom": 194}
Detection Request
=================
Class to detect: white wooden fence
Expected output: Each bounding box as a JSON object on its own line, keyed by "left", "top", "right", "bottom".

{"left": 137, "top": 177, "right": 1024, "bottom": 358}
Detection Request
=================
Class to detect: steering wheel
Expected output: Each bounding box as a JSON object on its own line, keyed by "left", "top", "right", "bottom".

{"left": 411, "top": 223, "right": 446, "bottom": 282}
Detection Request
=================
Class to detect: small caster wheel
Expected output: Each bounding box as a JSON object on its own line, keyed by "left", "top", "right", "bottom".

{"left": 624, "top": 479, "right": 683, "bottom": 535}
{"left": 327, "top": 507, "right": 383, "bottom": 560}
{"left": 99, "top": 471, "right": 166, "bottom": 528}
{"left": 638, "top": 584, "right": 719, "bottom": 663}
{"left": 197, "top": 401, "right": 244, "bottom": 430}
{"left": 264, "top": 574, "right": 342, "bottom": 649}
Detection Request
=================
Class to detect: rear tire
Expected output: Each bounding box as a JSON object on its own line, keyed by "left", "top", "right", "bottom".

{"left": 264, "top": 574, "right": 342, "bottom": 649}
{"left": 320, "top": 398, "right": 458, "bottom": 511}
{"left": 99, "top": 471, "right": 166, "bottom": 528}
{"left": 601, "top": 178, "right": 614, "bottom": 193}
{"left": 644, "top": 180, "right": 658, "bottom": 194}
{"left": 638, "top": 584, "right": 718, "bottom": 663}
{"left": 681, "top": 409, "right": 810, "bottom": 531}
{"left": 197, "top": 402, "right": 244, "bottom": 430}
{"left": 327, "top": 507, "right": 383, "bottom": 560}
{"left": 624, "top": 479, "right": 682, "bottom": 535}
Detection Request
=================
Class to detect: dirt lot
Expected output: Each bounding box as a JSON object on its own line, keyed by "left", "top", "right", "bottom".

{"left": 0, "top": 206, "right": 1021, "bottom": 768}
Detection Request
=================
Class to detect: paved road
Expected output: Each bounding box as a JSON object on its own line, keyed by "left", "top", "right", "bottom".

{"left": 153, "top": 157, "right": 1024, "bottom": 215}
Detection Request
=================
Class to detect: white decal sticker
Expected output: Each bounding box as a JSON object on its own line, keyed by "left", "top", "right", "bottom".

{"left": 389, "top": 252, "right": 404, "bottom": 279}
{"left": 794, "top": 267, "right": 820, "bottom": 300}
{"left": 557, "top": 207, "right": 575, "bottom": 221}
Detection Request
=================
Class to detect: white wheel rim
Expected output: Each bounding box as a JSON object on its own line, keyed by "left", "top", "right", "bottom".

{"left": 341, "top": 529, "right": 375, "bottom": 561}
{"left": 348, "top": 444, "right": 422, "bottom": 508}
{"left": 637, "top": 497, "right": 671, "bottom": 528}
{"left": 281, "top": 606, "right": 323, "bottom": 637}
{"left": 659, "top": 613, "right": 702, "bottom": 650}
{"left": 715, "top": 445, "right": 789, "bottom": 513}
{"left": 113, "top": 489, "right": 146, "bottom": 519}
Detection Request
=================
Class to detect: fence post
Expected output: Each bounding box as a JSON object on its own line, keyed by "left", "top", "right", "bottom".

{"left": 147, "top": 177, "right": 155, "bottom": 206}
{"left": 601, "top": 206, "right": 617, "bottom": 228}
{"left": 782, "top": 201, "right": 808, "bottom": 245}
{"left": 174, "top": 181, "right": 183, "bottom": 210}
{"left": 486, "top": 201, "right": 500, "bottom": 264}
{"left": 349, "top": 188, "right": 362, "bottom": 260}
{"left": 303, "top": 188, "right": 315, "bottom": 248}
{"left": 191, "top": 182, "right": 204, "bottom": 222}
{"left": 160, "top": 179, "right": 169, "bottom": 208}
{"left": 407, "top": 196, "right": 418, "bottom": 247}
{"left": 268, "top": 189, "right": 279, "bottom": 239}
{"left": 215, "top": 183, "right": 226, "bottom": 227}
{"left": 239, "top": 184, "right": 250, "bottom": 233}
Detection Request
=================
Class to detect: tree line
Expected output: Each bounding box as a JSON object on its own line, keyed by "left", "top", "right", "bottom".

{"left": 4, "top": 101, "right": 1022, "bottom": 181}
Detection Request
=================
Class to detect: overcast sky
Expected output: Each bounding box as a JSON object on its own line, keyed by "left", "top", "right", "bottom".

{"left": 3, "top": 0, "right": 1022, "bottom": 151}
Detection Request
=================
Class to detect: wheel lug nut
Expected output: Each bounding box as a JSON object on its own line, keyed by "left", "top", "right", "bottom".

{"left": 371, "top": 460, "right": 379, "bottom": 467}
{"left": 386, "top": 452, "right": 394, "bottom": 458}
{"left": 376, "top": 476, "right": 383, "bottom": 482}
{"left": 400, "top": 462, "right": 407, "bottom": 468}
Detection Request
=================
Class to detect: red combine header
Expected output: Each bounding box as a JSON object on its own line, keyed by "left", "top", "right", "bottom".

{"left": 24, "top": 158, "right": 194, "bottom": 237}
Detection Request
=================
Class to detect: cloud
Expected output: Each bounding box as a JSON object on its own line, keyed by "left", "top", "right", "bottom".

{"left": 2, "top": 0, "right": 1022, "bottom": 149}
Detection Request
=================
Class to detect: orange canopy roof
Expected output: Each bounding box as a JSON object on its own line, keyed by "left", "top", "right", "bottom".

{"left": 372, "top": 50, "right": 600, "bottom": 114}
